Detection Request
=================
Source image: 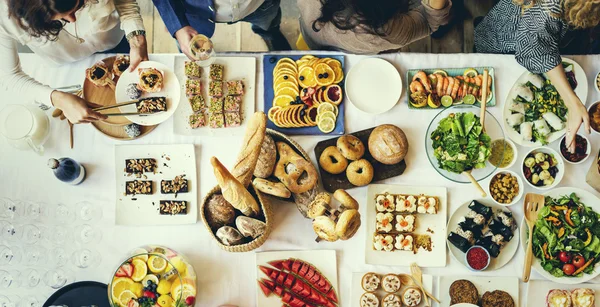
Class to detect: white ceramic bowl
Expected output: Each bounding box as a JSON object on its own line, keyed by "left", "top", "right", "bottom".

{"left": 521, "top": 147, "right": 564, "bottom": 190}
{"left": 588, "top": 101, "right": 600, "bottom": 135}
{"left": 595, "top": 71, "right": 600, "bottom": 93}
{"left": 559, "top": 134, "right": 592, "bottom": 165}
{"left": 464, "top": 245, "right": 491, "bottom": 271}
{"left": 491, "top": 138, "right": 518, "bottom": 169}
{"left": 488, "top": 170, "right": 524, "bottom": 206}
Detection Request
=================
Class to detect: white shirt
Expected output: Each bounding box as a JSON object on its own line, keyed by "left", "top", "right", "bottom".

{"left": 214, "top": 0, "right": 266, "bottom": 23}
{"left": 0, "top": 0, "right": 144, "bottom": 108}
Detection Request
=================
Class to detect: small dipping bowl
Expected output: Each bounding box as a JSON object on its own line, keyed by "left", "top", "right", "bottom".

{"left": 488, "top": 169, "right": 524, "bottom": 206}
{"left": 587, "top": 101, "right": 600, "bottom": 134}
{"left": 559, "top": 134, "right": 591, "bottom": 165}
{"left": 465, "top": 245, "right": 490, "bottom": 271}
{"left": 595, "top": 71, "right": 600, "bottom": 93}
{"left": 489, "top": 138, "right": 518, "bottom": 169}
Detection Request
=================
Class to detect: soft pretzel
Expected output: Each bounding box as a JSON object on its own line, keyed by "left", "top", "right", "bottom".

{"left": 333, "top": 189, "right": 359, "bottom": 210}
{"left": 313, "top": 216, "right": 338, "bottom": 242}
{"left": 335, "top": 209, "right": 361, "bottom": 240}
{"left": 274, "top": 142, "right": 318, "bottom": 194}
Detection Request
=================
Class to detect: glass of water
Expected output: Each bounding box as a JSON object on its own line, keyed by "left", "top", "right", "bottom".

{"left": 0, "top": 198, "right": 21, "bottom": 220}
{"left": 0, "top": 270, "right": 21, "bottom": 289}
{"left": 189, "top": 34, "right": 216, "bottom": 66}
{"left": 0, "top": 295, "right": 21, "bottom": 307}
{"left": 21, "top": 269, "right": 42, "bottom": 288}
{"left": 0, "top": 245, "right": 21, "bottom": 266}
{"left": 75, "top": 225, "right": 102, "bottom": 244}
{"left": 48, "top": 247, "right": 69, "bottom": 268}
{"left": 75, "top": 201, "right": 102, "bottom": 223}
{"left": 71, "top": 249, "right": 101, "bottom": 268}
{"left": 22, "top": 245, "right": 46, "bottom": 266}
{"left": 43, "top": 268, "right": 73, "bottom": 289}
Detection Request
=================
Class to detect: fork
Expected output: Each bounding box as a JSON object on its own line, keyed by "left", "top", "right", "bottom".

{"left": 522, "top": 193, "right": 545, "bottom": 282}
{"left": 410, "top": 263, "right": 439, "bottom": 305}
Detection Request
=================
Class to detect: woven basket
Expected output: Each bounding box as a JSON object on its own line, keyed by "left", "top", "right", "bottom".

{"left": 200, "top": 183, "right": 274, "bottom": 252}
{"left": 266, "top": 128, "right": 312, "bottom": 162}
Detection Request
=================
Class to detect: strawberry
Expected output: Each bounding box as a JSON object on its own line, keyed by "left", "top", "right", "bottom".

{"left": 127, "top": 300, "right": 139, "bottom": 307}
{"left": 116, "top": 263, "right": 133, "bottom": 277}
{"left": 185, "top": 296, "right": 195, "bottom": 305}
{"left": 143, "top": 290, "right": 156, "bottom": 299}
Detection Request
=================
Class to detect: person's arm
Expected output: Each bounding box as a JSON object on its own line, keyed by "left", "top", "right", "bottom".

{"left": 152, "top": 0, "right": 200, "bottom": 59}
{"left": 114, "top": 0, "right": 148, "bottom": 70}
{"left": 426, "top": 0, "right": 449, "bottom": 10}
{"left": 383, "top": 0, "right": 452, "bottom": 48}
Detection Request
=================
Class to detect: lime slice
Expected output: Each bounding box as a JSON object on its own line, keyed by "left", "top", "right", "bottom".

{"left": 463, "top": 68, "right": 478, "bottom": 78}
{"left": 432, "top": 70, "right": 448, "bottom": 77}
{"left": 318, "top": 117, "right": 336, "bottom": 133}
{"left": 441, "top": 95, "right": 453, "bottom": 107}
{"left": 463, "top": 94, "right": 476, "bottom": 105}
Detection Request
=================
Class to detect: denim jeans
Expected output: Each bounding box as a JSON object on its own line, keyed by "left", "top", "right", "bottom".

{"left": 236, "top": 0, "right": 282, "bottom": 38}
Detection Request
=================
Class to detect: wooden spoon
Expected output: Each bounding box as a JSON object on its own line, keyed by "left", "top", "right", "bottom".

{"left": 522, "top": 193, "right": 545, "bottom": 282}
{"left": 463, "top": 171, "right": 486, "bottom": 197}
{"left": 480, "top": 69, "right": 490, "bottom": 130}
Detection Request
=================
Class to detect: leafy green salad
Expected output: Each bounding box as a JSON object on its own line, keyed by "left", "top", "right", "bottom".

{"left": 430, "top": 112, "right": 491, "bottom": 174}
{"left": 532, "top": 193, "right": 600, "bottom": 278}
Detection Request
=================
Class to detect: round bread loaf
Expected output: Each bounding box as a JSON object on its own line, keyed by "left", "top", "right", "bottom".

{"left": 205, "top": 194, "right": 236, "bottom": 230}
{"left": 368, "top": 124, "right": 409, "bottom": 165}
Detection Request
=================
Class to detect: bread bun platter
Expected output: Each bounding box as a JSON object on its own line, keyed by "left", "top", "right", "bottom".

{"left": 437, "top": 276, "right": 519, "bottom": 307}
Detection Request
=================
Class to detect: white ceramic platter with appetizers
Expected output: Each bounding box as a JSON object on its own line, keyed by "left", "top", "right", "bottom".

{"left": 173, "top": 56, "right": 256, "bottom": 136}
{"left": 114, "top": 144, "right": 198, "bottom": 226}
{"left": 365, "top": 184, "right": 447, "bottom": 267}
{"left": 526, "top": 279, "right": 600, "bottom": 306}
{"left": 351, "top": 271, "right": 433, "bottom": 307}
{"left": 437, "top": 276, "right": 519, "bottom": 307}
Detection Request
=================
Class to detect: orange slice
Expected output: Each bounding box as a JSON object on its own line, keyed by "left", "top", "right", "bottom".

{"left": 275, "top": 86, "right": 300, "bottom": 99}
{"left": 273, "top": 95, "right": 295, "bottom": 108}
{"left": 275, "top": 62, "right": 297, "bottom": 73}
{"left": 275, "top": 81, "right": 298, "bottom": 92}
{"left": 298, "top": 66, "right": 317, "bottom": 88}
{"left": 274, "top": 74, "right": 298, "bottom": 87}
{"left": 268, "top": 106, "right": 280, "bottom": 122}
{"left": 314, "top": 63, "right": 336, "bottom": 86}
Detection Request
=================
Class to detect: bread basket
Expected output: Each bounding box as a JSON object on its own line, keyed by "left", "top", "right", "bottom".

{"left": 266, "top": 128, "right": 312, "bottom": 164}
{"left": 200, "top": 183, "right": 274, "bottom": 252}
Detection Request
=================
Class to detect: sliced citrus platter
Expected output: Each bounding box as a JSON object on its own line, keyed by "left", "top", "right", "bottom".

{"left": 263, "top": 54, "right": 345, "bottom": 135}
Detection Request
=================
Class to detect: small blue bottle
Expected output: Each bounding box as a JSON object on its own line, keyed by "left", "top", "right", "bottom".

{"left": 47, "top": 157, "right": 86, "bottom": 185}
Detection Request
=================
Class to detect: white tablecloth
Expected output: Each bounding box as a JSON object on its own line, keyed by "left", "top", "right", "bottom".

{"left": 1, "top": 52, "right": 600, "bottom": 306}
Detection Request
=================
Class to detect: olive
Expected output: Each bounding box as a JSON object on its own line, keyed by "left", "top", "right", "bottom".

{"left": 283, "top": 75, "right": 288, "bottom": 80}
{"left": 534, "top": 166, "right": 542, "bottom": 174}
{"left": 269, "top": 57, "right": 276, "bottom": 63}
{"left": 549, "top": 168, "right": 557, "bottom": 177}
{"left": 299, "top": 76, "right": 305, "bottom": 81}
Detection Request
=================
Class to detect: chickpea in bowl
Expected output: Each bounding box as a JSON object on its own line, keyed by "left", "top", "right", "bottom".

{"left": 488, "top": 170, "right": 523, "bottom": 206}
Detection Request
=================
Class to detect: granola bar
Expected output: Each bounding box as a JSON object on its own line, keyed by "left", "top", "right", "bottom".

{"left": 184, "top": 61, "right": 202, "bottom": 78}
{"left": 185, "top": 79, "right": 202, "bottom": 96}
{"left": 225, "top": 112, "right": 241, "bottom": 127}
{"left": 208, "top": 112, "right": 224, "bottom": 128}
{"left": 224, "top": 95, "right": 241, "bottom": 113}
{"left": 225, "top": 80, "right": 244, "bottom": 96}
{"left": 125, "top": 180, "right": 153, "bottom": 195}
{"left": 189, "top": 113, "right": 206, "bottom": 129}
{"left": 210, "top": 64, "right": 224, "bottom": 81}
{"left": 188, "top": 94, "right": 206, "bottom": 112}
{"left": 160, "top": 175, "right": 188, "bottom": 195}
{"left": 209, "top": 97, "right": 224, "bottom": 113}
{"left": 209, "top": 81, "right": 223, "bottom": 97}
{"left": 159, "top": 200, "right": 188, "bottom": 215}
{"left": 125, "top": 158, "right": 157, "bottom": 173}
{"left": 136, "top": 97, "right": 167, "bottom": 114}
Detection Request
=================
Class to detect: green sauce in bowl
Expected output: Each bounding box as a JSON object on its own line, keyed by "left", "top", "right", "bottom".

{"left": 489, "top": 139, "right": 514, "bottom": 168}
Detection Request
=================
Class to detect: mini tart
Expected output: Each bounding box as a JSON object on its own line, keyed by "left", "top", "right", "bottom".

{"left": 361, "top": 272, "right": 380, "bottom": 292}
{"left": 86, "top": 61, "right": 112, "bottom": 86}
{"left": 571, "top": 288, "right": 595, "bottom": 307}
{"left": 382, "top": 293, "right": 402, "bottom": 307}
{"left": 360, "top": 292, "right": 380, "bottom": 307}
{"left": 381, "top": 274, "right": 401, "bottom": 293}
{"left": 112, "top": 55, "right": 130, "bottom": 77}
{"left": 547, "top": 289, "right": 571, "bottom": 307}
{"left": 402, "top": 287, "right": 422, "bottom": 307}
{"left": 138, "top": 67, "right": 164, "bottom": 93}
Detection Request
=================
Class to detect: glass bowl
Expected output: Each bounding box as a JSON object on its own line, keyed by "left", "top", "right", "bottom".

{"left": 425, "top": 105, "right": 505, "bottom": 183}
{"left": 108, "top": 245, "right": 197, "bottom": 307}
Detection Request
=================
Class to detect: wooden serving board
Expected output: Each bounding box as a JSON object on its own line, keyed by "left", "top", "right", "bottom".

{"left": 314, "top": 127, "right": 407, "bottom": 193}
{"left": 91, "top": 121, "right": 157, "bottom": 141}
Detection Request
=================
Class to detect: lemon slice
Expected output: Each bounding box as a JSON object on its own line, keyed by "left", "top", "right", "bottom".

{"left": 317, "top": 102, "right": 335, "bottom": 115}
{"left": 131, "top": 248, "right": 148, "bottom": 262}
{"left": 274, "top": 81, "right": 298, "bottom": 92}
{"left": 318, "top": 117, "right": 336, "bottom": 133}
{"left": 148, "top": 255, "right": 167, "bottom": 274}
{"left": 158, "top": 294, "right": 174, "bottom": 307}
{"left": 131, "top": 259, "right": 147, "bottom": 282}
{"left": 441, "top": 95, "right": 453, "bottom": 107}
{"left": 432, "top": 70, "right": 448, "bottom": 77}
{"left": 118, "top": 290, "right": 137, "bottom": 307}
{"left": 318, "top": 111, "right": 336, "bottom": 123}
{"left": 463, "top": 94, "right": 476, "bottom": 105}
{"left": 111, "top": 277, "right": 134, "bottom": 299}
{"left": 130, "top": 283, "right": 143, "bottom": 297}
{"left": 298, "top": 66, "right": 317, "bottom": 88}
{"left": 142, "top": 274, "right": 159, "bottom": 287}
{"left": 275, "top": 86, "right": 299, "bottom": 98}
{"left": 463, "top": 68, "right": 478, "bottom": 78}
{"left": 157, "top": 278, "right": 172, "bottom": 295}
{"left": 314, "top": 63, "right": 335, "bottom": 86}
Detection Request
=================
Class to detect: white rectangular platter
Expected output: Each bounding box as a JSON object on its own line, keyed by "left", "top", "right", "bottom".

{"left": 115, "top": 144, "right": 198, "bottom": 225}
{"left": 526, "top": 280, "right": 600, "bottom": 306}
{"left": 173, "top": 56, "right": 256, "bottom": 136}
{"left": 437, "top": 276, "right": 519, "bottom": 307}
{"left": 365, "top": 184, "right": 447, "bottom": 267}
{"left": 256, "top": 250, "right": 338, "bottom": 307}
{"left": 351, "top": 271, "right": 433, "bottom": 307}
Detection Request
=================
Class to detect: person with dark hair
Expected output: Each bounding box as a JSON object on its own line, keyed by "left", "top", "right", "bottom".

{"left": 152, "top": 0, "right": 291, "bottom": 58}
{"left": 0, "top": 0, "right": 148, "bottom": 123}
{"left": 298, "top": 0, "right": 451, "bottom": 53}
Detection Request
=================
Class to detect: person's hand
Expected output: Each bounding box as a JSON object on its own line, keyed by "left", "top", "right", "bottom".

{"left": 51, "top": 91, "right": 107, "bottom": 124}
{"left": 565, "top": 95, "right": 591, "bottom": 153}
{"left": 128, "top": 35, "right": 149, "bottom": 72}
{"left": 175, "top": 26, "right": 198, "bottom": 60}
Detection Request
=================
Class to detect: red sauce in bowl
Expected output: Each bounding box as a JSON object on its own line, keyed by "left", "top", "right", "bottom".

{"left": 467, "top": 246, "right": 489, "bottom": 270}
{"left": 560, "top": 135, "right": 588, "bottom": 162}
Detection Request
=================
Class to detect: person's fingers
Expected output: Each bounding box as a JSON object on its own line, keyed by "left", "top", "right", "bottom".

{"left": 583, "top": 112, "right": 591, "bottom": 134}
{"left": 85, "top": 109, "right": 107, "bottom": 121}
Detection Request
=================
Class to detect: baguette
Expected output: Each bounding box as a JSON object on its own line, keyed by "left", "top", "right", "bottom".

{"left": 232, "top": 112, "right": 267, "bottom": 187}
{"left": 211, "top": 157, "right": 260, "bottom": 217}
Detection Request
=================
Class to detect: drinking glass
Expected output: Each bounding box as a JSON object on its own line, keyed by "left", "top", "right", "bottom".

{"left": 22, "top": 246, "right": 46, "bottom": 266}
{"left": 0, "top": 295, "right": 20, "bottom": 307}
{"left": 23, "top": 201, "right": 46, "bottom": 221}
{"left": 189, "top": 34, "right": 215, "bottom": 66}
{"left": 0, "top": 198, "right": 22, "bottom": 220}
{"left": 21, "top": 224, "right": 42, "bottom": 244}
{"left": 0, "top": 222, "right": 21, "bottom": 242}
{"left": 71, "top": 249, "right": 101, "bottom": 268}
{"left": 0, "top": 245, "right": 21, "bottom": 266}
{"left": 48, "top": 247, "right": 69, "bottom": 268}
{"left": 75, "top": 201, "right": 102, "bottom": 223}
{"left": 0, "top": 270, "right": 21, "bottom": 289}
{"left": 52, "top": 203, "right": 72, "bottom": 224}
{"left": 20, "top": 296, "right": 42, "bottom": 307}
{"left": 75, "top": 225, "right": 102, "bottom": 244}
{"left": 48, "top": 226, "right": 71, "bottom": 245}
{"left": 21, "top": 269, "right": 42, "bottom": 288}
{"left": 43, "top": 268, "right": 73, "bottom": 289}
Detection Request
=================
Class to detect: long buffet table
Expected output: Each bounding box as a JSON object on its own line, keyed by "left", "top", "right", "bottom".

{"left": 2, "top": 52, "right": 600, "bottom": 306}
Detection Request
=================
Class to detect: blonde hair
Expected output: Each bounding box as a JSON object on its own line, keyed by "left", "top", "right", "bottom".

{"left": 513, "top": 0, "right": 600, "bottom": 29}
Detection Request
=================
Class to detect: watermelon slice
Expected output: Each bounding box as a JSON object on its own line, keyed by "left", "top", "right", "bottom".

{"left": 259, "top": 265, "right": 273, "bottom": 276}
{"left": 291, "top": 259, "right": 302, "bottom": 274}
{"left": 284, "top": 274, "right": 295, "bottom": 289}
{"left": 282, "top": 292, "right": 293, "bottom": 303}
{"left": 274, "top": 285, "right": 284, "bottom": 297}
{"left": 327, "top": 289, "right": 338, "bottom": 303}
{"left": 268, "top": 259, "right": 285, "bottom": 270}
{"left": 276, "top": 272, "right": 287, "bottom": 285}
{"left": 281, "top": 259, "right": 293, "bottom": 271}
{"left": 299, "top": 263, "right": 309, "bottom": 277}
{"left": 258, "top": 280, "right": 273, "bottom": 297}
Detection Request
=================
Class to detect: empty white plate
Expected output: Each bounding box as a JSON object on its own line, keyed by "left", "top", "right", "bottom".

{"left": 345, "top": 57, "right": 402, "bottom": 114}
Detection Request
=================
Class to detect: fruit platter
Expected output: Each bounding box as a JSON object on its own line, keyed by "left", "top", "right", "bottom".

{"left": 407, "top": 67, "right": 495, "bottom": 109}
{"left": 263, "top": 54, "right": 345, "bottom": 135}
{"left": 108, "top": 245, "right": 197, "bottom": 307}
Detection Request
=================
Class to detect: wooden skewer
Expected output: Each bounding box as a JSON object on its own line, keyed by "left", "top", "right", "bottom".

{"left": 480, "top": 69, "right": 489, "bottom": 130}
{"left": 69, "top": 121, "right": 74, "bottom": 149}
{"left": 92, "top": 99, "right": 140, "bottom": 111}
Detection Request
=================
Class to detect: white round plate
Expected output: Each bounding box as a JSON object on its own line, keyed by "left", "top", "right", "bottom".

{"left": 115, "top": 61, "right": 180, "bottom": 126}
{"left": 503, "top": 57, "right": 588, "bottom": 147}
{"left": 520, "top": 187, "right": 600, "bottom": 284}
{"left": 447, "top": 199, "right": 519, "bottom": 271}
{"left": 345, "top": 57, "right": 401, "bottom": 114}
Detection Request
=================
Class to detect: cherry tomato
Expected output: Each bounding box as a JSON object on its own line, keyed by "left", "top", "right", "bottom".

{"left": 558, "top": 251, "right": 572, "bottom": 263}
{"left": 573, "top": 255, "right": 586, "bottom": 268}
{"left": 563, "top": 263, "right": 576, "bottom": 276}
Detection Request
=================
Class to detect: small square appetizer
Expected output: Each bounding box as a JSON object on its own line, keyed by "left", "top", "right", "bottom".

{"left": 224, "top": 95, "right": 241, "bottom": 113}
{"left": 210, "top": 64, "right": 224, "bottom": 81}
{"left": 159, "top": 200, "right": 188, "bottom": 215}
{"left": 225, "top": 80, "right": 244, "bottom": 96}
{"left": 136, "top": 97, "right": 167, "bottom": 114}
{"left": 396, "top": 195, "right": 417, "bottom": 213}
{"left": 375, "top": 193, "right": 395, "bottom": 212}
{"left": 186, "top": 79, "right": 202, "bottom": 96}
{"left": 86, "top": 61, "right": 113, "bottom": 87}
{"left": 138, "top": 67, "right": 163, "bottom": 93}
{"left": 125, "top": 180, "right": 153, "bottom": 195}
{"left": 209, "top": 81, "right": 223, "bottom": 97}
{"left": 225, "top": 112, "right": 241, "bottom": 127}
{"left": 417, "top": 196, "right": 438, "bottom": 214}
{"left": 160, "top": 175, "right": 188, "bottom": 195}
{"left": 394, "top": 234, "right": 414, "bottom": 251}
{"left": 189, "top": 113, "right": 206, "bottom": 129}
{"left": 209, "top": 97, "right": 224, "bottom": 113}
{"left": 395, "top": 214, "right": 416, "bottom": 232}
{"left": 373, "top": 234, "right": 394, "bottom": 252}
{"left": 376, "top": 212, "right": 394, "bottom": 233}
{"left": 188, "top": 95, "right": 206, "bottom": 112}
{"left": 112, "top": 55, "right": 130, "bottom": 77}
{"left": 184, "top": 61, "right": 202, "bottom": 78}
{"left": 125, "top": 158, "right": 157, "bottom": 173}
{"left": 361, "top": 273, "right": 380, "bottom": 292}
{"left": 208, "top": 112, "right": 224, "bottom": 128}
{"left": 381, "top": 274, "right": 401, "bottom": 293}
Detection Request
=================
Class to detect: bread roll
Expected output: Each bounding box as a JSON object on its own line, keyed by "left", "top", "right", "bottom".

{"left": 232, "top": 112, "right": 267, "bottom": 187}
{"left": 253, "top": 134, "right": 277, "bottom": 178}
{"left": 368, "top": 124, "right": 409, "bottom": 165}
{"left": 211, "top": 157, "right": 260, "bottom": 217}
{"left": 253, "top": 178, "right": 291, "bottom": 198}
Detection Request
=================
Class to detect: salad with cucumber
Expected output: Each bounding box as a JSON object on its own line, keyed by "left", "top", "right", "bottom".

{"left": 532, "top": 193, "right": 600, "bottom": 278}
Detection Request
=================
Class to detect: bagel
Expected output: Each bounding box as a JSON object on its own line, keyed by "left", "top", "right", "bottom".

{"left": 337, "top": 135, "right": 365, "bottom": 160}
{"left": 307, "top": 197, "right": 329, "bottom": 218}
{"left": 333, "top": 189, "right": 359, "bottom": 210}
{"left": 252, "top": 178, "right": 291, "bottom": 198}
{"left": 346, "top": 159, "right": 374, "bottom": 186}
{"left": 319, "top": 146, "right": 348, "bottom": 174}
{"left": 313, "top": 216, "right": 338, "bottom": 242}
{"left": 335, "top": 209, "right": 361, "bottom": 240}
